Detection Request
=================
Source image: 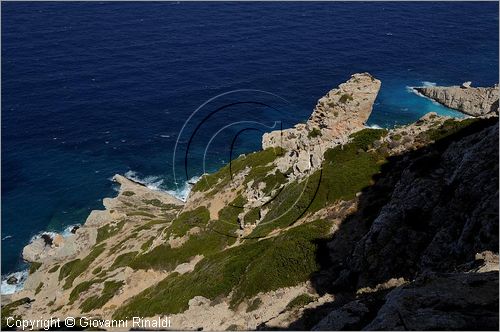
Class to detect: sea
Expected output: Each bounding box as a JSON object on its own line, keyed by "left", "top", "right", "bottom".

{"left": 1, "top": 2, "right": 498, "bottom": 293}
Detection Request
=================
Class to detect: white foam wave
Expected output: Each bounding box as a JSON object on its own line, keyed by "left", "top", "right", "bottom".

{"left": 124, "top": 170, "right": 165, "bottom": 191}
{"left": 407, "top": 86, "right": 442, "bottom": 106}
{"left": 366, "top": 124, "right": 383, "bottom": 129}
{"left": 167, "top": 176, "right": 201, "bottom": 202}
{"left": 2, "top": 235, "right": 13, "bottom": 241}
{"left": 62, "top": 224, "right": 80, "bottom": 237}
{"left": 421, "top": 81, "right": 436, "bottom": 87}
{"left": 406, "top": 85, "right": 420, "bottom": 95}
{"left": 1, "top": 270, "right": 28, "bottom": 295}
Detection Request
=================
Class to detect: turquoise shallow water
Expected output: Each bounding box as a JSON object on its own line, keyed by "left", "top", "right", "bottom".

{"left": 1, "top": 2, "right": 498, "bottom": 280}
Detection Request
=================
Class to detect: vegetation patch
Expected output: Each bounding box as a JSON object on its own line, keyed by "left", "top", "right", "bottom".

{"left": 113, "top": 219, "right": 331, "bottom": 319}
{"left": 126, "top": 211, "right": 156, "bottom": 218}
{"left": 285, "top": 293, "right": 315, "bottom": 311}
{"left": 29, "top": 262, "right": 42, "bottom": 274}
{"left": 111, "top": 251, "right": 139, "bottom": 270}
{"left": 141, "top": 237, "right": 155, "bottom": 251}
{"left": 69, "top": 279, "right": 103, "bottom": 304}
{"left": 251, "top": 129, "right": 387, "bottom": 237}
{"left": 339, "top": 93, "right": 354, "bottom": 103}
{"left": 192, "top": 147, "right": 283, "bottom": 195}
{"left": 167, "top": 206, "right": 210, "bottom": 237}
{"left": 59, "top": 244, "right": 106, "bottom": 290}
{"left": 142, "top": 199, "right": 178, "bottom": 210}
{"left": 80, "top": 280, "right": 124, "bottom": 313}
{"left": 48, "top": 265, "right": 60, "bottom": 273}
{"left": 243, "top": 164, "right": 288, "bottom": 197}
{"left": 246, "top": 298, "right": 262, "bottom": 312}
{"left": 308, "top": 128, "right": 322, "bottom": 139}
{"left": 1, "top": 297, "right": 30, "bottom": 328}
{"left": 391, "top": 134, "right": 402, "bottom": 141}
{"left": 418, "top": 118, "right": 479, "bottom": 142}
{"left": 122, "top": 191, "right": 135, "bottom": 196}
{"left": 35, "top": 282, "right": 44, "bottom": 295}
{"left": 244, "top": 207, "right": 260, "bottom": 224}
{"left": 96, "top": 220, "right": 125, "bottom": 243}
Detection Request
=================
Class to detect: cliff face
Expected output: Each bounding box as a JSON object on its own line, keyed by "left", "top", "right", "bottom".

{"left": 262, "top": 73, "right": 381, "bottom": 177}
{"left": 311, "top": 118, "right": 499, "bottom": 330}
{"left": 415, "top": 84, "right": 499, "bottom": 116}
{"left": 2, "top": 74, "right": 498, "bottom": 331}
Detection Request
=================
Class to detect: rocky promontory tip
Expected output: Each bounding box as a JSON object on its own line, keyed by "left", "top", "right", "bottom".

{"left": 262, "top": 73, "right": 381, "bottom": 177}
{"left": 414, "top": 82, "right": 499, "bottom": 116}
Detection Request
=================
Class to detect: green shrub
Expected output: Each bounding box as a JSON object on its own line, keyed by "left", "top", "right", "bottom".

{"left": 192, "top": 147, "right": 283, "bottom": 195}
{"left": 244, "top": 208, "right": 260, "bottom": 224}
{"left": 96, "top": 220, "right": 125, "bottom": 243}
{"left": 111, "top": 251, "right": 139, "bottom": 269}
{"left": 339, "top": 93, "right": 354, "bottom": 103}
{"left": 48, "top": 265, "right": 60, "bottom": 273}
{"left": 349, "top": 128, "right": 388, "bottom": 150}
{"left": 29, "top": 262, "right": 42, "bottom": 274}
{"left": 113, "top": 219, "right": 331, "bottom": 319}
{"left": 141, "top": 237, "right": 155, "bottom": 251}
{"left": 59, "top": 244, "right": 106, "bottom": 290}
{"left": 167, "top": 206, "right": 210, "bottom": 237}
{"left": 80, "top": 281, "right": 124, "bottom": 313}
{"left": 251, "top": 129, "right": 387, "bottom": 237}
{"left": 69, "top": 279, "right": 103, "bottom": 304}
{"left": 126, "top": 211, "right": 156, "bottom": 218}
{"left": 246, "top": 298, "right": 262, "bottom": 312}
{"left": 35, "top": 282, "right": 44, "bottom": 295}
{"left": 308, "top": 128, "right": 322, "bottom": 138}
{"left": 285, "top": 293, "right": 315, "bottom": 311}
{"left": 122, "top": 191, "right": 135, "bottom": 196}
{"left": 419, "top": 118, "right": 479, "bottom": 142}
{"left": 1, "top": 297, "right": 30, "bottom": 328}
{"left": 391, "top": 134, "right": 402, "bottom": 141}
{"left": 142, "top": 199, "right": 178, "bottom": 210}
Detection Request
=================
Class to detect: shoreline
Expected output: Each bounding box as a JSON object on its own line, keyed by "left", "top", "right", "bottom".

{"left": 413, "top": 83, "right": 499, "bottom": 117}
{"left": 1, "top": 174, "right": 188, "bottom": 296}
{"left": 0, "top": 86, "right": 472, "bottom": 295}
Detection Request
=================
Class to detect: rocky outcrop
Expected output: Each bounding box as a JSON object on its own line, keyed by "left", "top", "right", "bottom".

{"left": 364, "top": 271, "right": 499, "bottom": 330}
{"left": 310, "top": 118, "right": 499, "bottom": 330}
{"left": 262, "top": 73, "right": 381, "bottom": 177}
{"left": 335, "top": 120, "right": 499, "bottom": 289}
{"left": 314, "top": 270, "right": 499, "bottom": 331}
{"left": 415, "top": 83, "right": 499, "bottom": 116}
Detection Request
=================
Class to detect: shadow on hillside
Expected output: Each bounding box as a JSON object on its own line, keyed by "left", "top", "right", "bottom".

{"left": 259, "top": 117, "right": 499, "bottom": 330}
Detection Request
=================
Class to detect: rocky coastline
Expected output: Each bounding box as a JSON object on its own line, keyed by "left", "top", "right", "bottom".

{"left": 2, "top": 74, "right": 498, "bottom": 331}
{"left": 414, "top": 82, "right": 499, "bottom": 116}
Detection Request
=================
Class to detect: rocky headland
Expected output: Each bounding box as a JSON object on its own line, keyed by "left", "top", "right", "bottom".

{"left": 414, "top": 82, "right": 499, "bottom": 116}
{"left": 2, "top": 74, "right": 498, "bottom": 331}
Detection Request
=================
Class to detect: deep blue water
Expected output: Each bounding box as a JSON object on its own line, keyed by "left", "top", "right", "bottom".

{"left": 2, "top": 2, "right": 498, "bottom": 277}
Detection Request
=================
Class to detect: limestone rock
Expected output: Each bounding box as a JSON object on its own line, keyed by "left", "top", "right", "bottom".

{"left": 22, "top": 238, "right": 48, "bottom": 263}
{"left": 262, "top": 73, "right": 381, "bottom": 178}
{"left": 364, "top": 272, "right": 499, "bottom": 330}
{"left": 313, "top": 300, "right": 370, "bottom": 331}
{"left": 336, "top": 121, "right": 499, "bottom": 289}
{"left": 52, "top": 234, "right": 64, "bottom": 247}
{"left": 415, "top": 83, "right": 499, "bottom": 116}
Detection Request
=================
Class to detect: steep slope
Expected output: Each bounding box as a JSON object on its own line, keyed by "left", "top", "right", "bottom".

{"left": 2, "top": 74, "right": 498, "bottom": 331}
